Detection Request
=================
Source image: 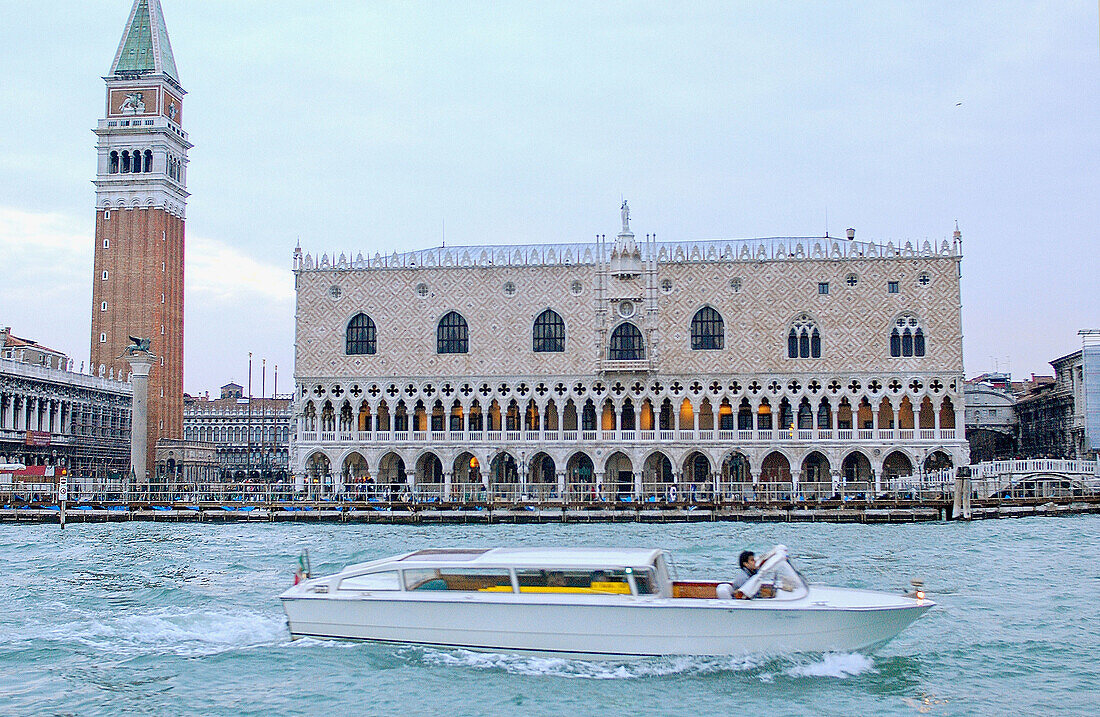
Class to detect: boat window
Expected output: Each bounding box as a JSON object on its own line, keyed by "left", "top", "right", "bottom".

{"left": 339, "top": 570, "right": 401, "bottom": 591}
{"left": 632, "top": 568, "right": 657, "bottom": 595}
{"left": 403, "top": 568, "right": 513, "bottom": 592}
{"left": 514, "top": 569, "right": 631, "bottom": 595}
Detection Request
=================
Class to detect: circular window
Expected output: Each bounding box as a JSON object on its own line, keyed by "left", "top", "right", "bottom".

{"left": 416, "top": 283, "right": 429, "bottom": 298}
{"left": 730, "top": 277, "right": 742, "bottom": 293}
{"left": 503, "top": 281, "right": 516, "bottom": 296}
{"left": 660, "top": 279, "right": 673, "bottom": 294}
{"left": 570, "top": 280, "right": 583, "bottom": 295}
{"left": 618, "top": 301, "right": 635, "bottom": 318}
{"left": 328, "top": 285, "right": 341, "bottom": 299}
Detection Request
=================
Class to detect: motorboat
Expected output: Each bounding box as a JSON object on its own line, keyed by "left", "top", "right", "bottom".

{"left": 279, "top": 545, "right": 931, "bottom": 657}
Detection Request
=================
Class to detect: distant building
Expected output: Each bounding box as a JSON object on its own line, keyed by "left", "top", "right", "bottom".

{"left": 0, "top": 353, "right": 131, "bottom": 488}
{"left": 1017, "top": 332, "right": 1100, "bottom": 459}
{"left": 964, "top": 377, "right": 1018, "bottom": 462}
{"left": 183, "top": 384, "right": 292, "bottom": 481}
{"left": 1, "top": 327, "right": 70, "bottom": 371}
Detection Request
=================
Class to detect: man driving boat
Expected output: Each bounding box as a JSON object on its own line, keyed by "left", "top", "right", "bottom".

{"left": 730, "top": 550, "right": 757, "bottom": 591}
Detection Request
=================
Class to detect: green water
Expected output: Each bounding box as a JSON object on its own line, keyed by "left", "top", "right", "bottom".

{"left": 1, "top": 517, "right": 1096, "bottom": 716}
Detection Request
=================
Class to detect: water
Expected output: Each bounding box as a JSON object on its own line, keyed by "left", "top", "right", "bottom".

{"left": 1, "top": 517, "right": 1097, "bottom": 716}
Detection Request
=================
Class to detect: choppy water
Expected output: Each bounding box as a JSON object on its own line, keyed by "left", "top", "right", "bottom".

{"left": 1, "top": 517, "right": 1097, "bottom": 716}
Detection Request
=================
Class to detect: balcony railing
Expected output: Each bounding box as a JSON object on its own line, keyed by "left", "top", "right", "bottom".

{"left": 296, "top": 426, "right": 964, "bottom": 445}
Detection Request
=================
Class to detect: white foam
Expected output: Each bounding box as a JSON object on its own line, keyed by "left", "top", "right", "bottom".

{"left": 785, "top": 652, "right": 876, "bottom": 679}
{"left": 11, "top": 607, "right": 288, "bottom": 658}
{"left": 412, "top": 647, "right": 764, "bottom": 679}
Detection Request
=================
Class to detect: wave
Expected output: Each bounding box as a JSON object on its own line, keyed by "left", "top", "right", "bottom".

{"left": 785, "top": 652, "right": 876, "bottom": 679}
{"left": 3, "top": 607, "right": 288, "bottom": 658}
{"left": 408, "top": 646, "right": 872, "bottom": 680}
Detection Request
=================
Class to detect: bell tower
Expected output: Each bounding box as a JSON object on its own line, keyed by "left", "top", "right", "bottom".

{"left": 90, "top": 0, "right": 190, "bottom": 483}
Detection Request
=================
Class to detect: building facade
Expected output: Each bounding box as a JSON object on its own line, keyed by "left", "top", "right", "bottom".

{"left": 964, "top": 377, "right": 1018, "bottom": 462}
{"left": 1, "top": 328, "right": 71, "bottom": 371}
{"left": 183, "top": 384, "right": 292, "bottom": 482}
{"left": 1018, "top": 334, "right": 1100, "bottom": 460}
{"left": 0, "top": 357, "right": 132, "bottom": 489}
{"left": 292, "top": 208, "right": 968, "bottom": 501}
{"left": 89, "top": 0, "right": 189, "bottom": 474}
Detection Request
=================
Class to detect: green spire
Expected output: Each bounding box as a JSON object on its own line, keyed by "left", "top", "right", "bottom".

{"left": 110, "top": 0, "right": 179, "bottom": 83}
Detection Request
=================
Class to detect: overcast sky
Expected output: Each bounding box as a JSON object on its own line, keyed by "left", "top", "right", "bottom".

{"left": 1, "top": 1, "right": 1097, "bottom": 395}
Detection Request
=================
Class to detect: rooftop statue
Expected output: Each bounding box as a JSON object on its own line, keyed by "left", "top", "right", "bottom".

{"left": 621, "top": 200, "right": 630, "bottom": 233}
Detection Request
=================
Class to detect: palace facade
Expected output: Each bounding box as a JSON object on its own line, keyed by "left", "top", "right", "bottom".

{"left": 291, "top": 207, "right": 968, "bottom": 501}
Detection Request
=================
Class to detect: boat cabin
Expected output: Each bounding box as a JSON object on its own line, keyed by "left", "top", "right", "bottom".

{"left": 311, "top": 546, "right": 807, "bottom": 602}
{"left": 324, "top": 548, "right": 672, "bottom": 597}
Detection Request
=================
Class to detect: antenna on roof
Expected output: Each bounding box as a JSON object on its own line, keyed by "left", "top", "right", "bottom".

{"left": 442, "top": 202, "right": 445, "bottom": 248}
{"left": 824, "top": 207, "right": 829, "bottom": 238}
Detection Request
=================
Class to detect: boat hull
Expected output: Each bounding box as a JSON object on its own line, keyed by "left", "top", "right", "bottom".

{"left": 281, "top": 587, "right": 930, "bottom": 657}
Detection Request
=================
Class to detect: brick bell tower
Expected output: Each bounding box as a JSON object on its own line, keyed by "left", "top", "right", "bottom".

{"left": 90, "top": 0, "right": 190, "bottom": 482}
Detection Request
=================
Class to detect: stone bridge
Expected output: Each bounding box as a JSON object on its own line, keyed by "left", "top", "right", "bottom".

{"left": 968, "top": 459, "right": 1100, "bottom": 498}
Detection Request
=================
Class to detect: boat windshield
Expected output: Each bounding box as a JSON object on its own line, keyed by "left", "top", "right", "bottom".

{"left": 739, "top": 546, "right": 809, "bottom": 600}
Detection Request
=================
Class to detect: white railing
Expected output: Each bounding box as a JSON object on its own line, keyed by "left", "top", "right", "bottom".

{"left": 920, "top": 429, "right": 936, "bottom": 440}
{"left": 562, "top": 430, "right": 578, "bottom": 441}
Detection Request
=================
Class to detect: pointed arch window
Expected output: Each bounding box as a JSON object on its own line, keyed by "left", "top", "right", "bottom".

{"left": 437, "top": 311, "right": 469, "bottom": 354}
{"left": 787, "top": 314, "right": 821, "bottom": 358}
{"left": 345, "top": 313, "right": 376, "bottom": 355}
{"left": 533, "top": 309, "right": 565, "bottom": 352}
{"left": 608, "top": 322, "right": 644, "bottom": 360}
{"left": 890, "top": 314, "right": 926, "bottom": 357}
{"left": 690, "top": 306, "right": 724, "bottom": 350}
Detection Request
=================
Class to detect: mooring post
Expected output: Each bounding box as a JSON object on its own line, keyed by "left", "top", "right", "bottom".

{"left": 953, "top": 466, "right": 972, "bottom": 520}
{"left": 58, "top": 474, "right": 67, "bottom": 529}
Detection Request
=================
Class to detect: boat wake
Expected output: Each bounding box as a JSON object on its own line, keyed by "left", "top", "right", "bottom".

{"left": 409, "top": 646, "right": 875, "bottom": 681}
{"left": 2, "top": 607, "right": 288, "bottom": 658}
{"left": 783, "top": 651, "right": 876, "bottom": 679}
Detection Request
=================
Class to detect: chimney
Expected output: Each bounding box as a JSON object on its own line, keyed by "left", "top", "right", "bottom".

{"left": 845, "top": 228, "right": 855, "bottom": 240}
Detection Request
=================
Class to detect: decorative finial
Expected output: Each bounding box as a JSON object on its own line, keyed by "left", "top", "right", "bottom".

{"left": 620, "top": 199, "right": 630, "bottom": 233}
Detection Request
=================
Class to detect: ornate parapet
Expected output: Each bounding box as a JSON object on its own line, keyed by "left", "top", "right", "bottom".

{"left": 294, "top": 236, "right": 961, "bottom": 274}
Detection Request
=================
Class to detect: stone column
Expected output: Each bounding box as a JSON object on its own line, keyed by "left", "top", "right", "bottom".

{"left": 556, "top": 470, "right": 566, "bottom": 500}
{"left": 633, "top": 470, "right": 642, "bottom": 500}
{"left": 442, "top": 470, "right": 452, "bottom": 501}
{"left": 124, "top": 349, "right": 156, "bottom": 492}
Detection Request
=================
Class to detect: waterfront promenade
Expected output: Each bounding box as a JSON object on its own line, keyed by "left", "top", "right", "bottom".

{"left": 4, "top": 459, "right": 1096, "bottom": 524}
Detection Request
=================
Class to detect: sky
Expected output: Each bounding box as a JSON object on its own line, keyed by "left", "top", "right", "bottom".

{"left": 0, "top": 1, "right": 1097, "bottom": 395}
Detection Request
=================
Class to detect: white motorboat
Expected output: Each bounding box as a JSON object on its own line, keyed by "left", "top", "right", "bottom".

{"left": 280, "top": 545, "right": 931, "bottom": 657}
